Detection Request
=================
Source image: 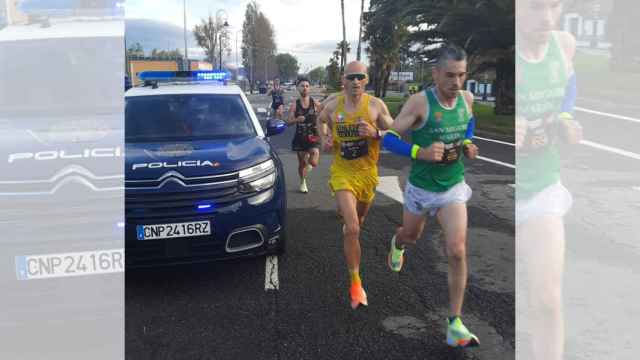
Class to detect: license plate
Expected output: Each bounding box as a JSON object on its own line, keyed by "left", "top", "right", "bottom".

{"left": 15, "top": 249, "right": 124, "bottom": 280}
{"left": 136, "top": 221, "right": 211, "bottom": 240}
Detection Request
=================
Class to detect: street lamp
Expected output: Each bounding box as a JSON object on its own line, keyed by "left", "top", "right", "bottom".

{"left": 235, "top": 29, "right": 242, "bottom": 72}
{"left": 216, "top": 10, "right": 229, "bottom": 70}
{"left": 183, "top": 0, "right": 188, "bottom": 69}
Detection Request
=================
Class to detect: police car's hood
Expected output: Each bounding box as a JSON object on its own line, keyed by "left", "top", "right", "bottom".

{"left": 125, "top": 136, "right": 272, "bottom": 180}
{"left": 0, "top": 114, "right": 123, "bottom": 184}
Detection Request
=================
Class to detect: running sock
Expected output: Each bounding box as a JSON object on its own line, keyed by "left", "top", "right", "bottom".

{"left": 349, "top": 268, "right": 361, "bottom": 286}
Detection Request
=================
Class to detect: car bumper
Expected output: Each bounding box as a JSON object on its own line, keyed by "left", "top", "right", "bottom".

{"left": 125, "top": 194, "right": 285, "bottom": 268}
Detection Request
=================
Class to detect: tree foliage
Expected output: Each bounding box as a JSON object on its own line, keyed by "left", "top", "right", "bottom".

{"left": 242, "top": 1, "right": 277, "bottom": 86}
{"left": 193, "top": 14, "right": 230, "bottom": 68}
{"left": 363, "top": 0, "right": 410, "bottom": 97}
{"left": 275, "top": 53, "right": 299, "bottom": 81}
{"left": 363, "top": 0, "right": 515, "bottom": 113}
{"left": 308, "top": 66, "right": 327, "bottom": 84}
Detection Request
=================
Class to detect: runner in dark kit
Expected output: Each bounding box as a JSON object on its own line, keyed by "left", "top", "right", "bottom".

{"left": 286, "top": 77, "right": 322, "bottom": 193}
{"left": 268, "top": 77, "right": 285, "bottom": 120}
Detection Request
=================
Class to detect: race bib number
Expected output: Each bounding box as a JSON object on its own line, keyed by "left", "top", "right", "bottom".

{"left": 524, "top": 117, "right": 551, "bottom": 150}
{"left": 440, "top": 141, "right": 463, "bottom": 165}
{"left": 340, "top": 139, "right": 368, "bottom": 160}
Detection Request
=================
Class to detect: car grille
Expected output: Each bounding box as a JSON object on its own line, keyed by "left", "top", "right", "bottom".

{"left": 125, "top": 171, "right": 253, "bottom": 220}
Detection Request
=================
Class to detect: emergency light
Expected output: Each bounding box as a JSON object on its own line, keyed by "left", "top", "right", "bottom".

{"left": 138, "top": 70, "right": 231, "bottom": 83}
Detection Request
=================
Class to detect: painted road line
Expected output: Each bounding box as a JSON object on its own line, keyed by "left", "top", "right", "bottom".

{"left": 257, "top": 107, "right": 266, "bottom": 113}
{"left": 575, "top": 107, "right": 640, "bottom": 124}
{"left": 477, "top": 156, "right": 516, "bottom": 169}
{"left": 580, "top": 140, "right": 640, "bottom": 161}
{"left": 474, "top": 136, "right": 515, "bottom": 146}
{"left": 377, "top": 176, "right": 405, "bottom": 204}
{"left": 508, "top": 184, "right": 515, "bottom": 188}
{"left": 265, "top": 255, "right": 279, "bottom": 291}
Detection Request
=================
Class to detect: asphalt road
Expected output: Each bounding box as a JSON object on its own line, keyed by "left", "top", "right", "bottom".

{"left": 125, "top": 88, "right": 516, "bottom": 360}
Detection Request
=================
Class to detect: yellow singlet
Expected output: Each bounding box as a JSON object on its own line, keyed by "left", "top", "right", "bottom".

{"left": 328, "top": 93, "right": 380, "bottom": 203}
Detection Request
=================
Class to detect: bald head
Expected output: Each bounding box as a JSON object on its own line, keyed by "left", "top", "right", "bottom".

{"left": 344, "top": 61, "right": 367, "bottom": 75}
{"left": 342, "top": 61, "right": 369, "bottom": 98}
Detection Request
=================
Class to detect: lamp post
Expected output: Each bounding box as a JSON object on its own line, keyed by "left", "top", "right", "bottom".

{"left": 183, "top": 0, "right": 191, "bottom": 70}
{"left": 235, "top": 29, "right": 242, "bottom": 71}
{"left": 216, "top": 10, "right": 229, "bottom": 70}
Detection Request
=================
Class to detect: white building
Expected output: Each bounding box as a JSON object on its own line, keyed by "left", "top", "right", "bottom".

{"left": 563, "top": 0, "right": 613, "bottom": 50}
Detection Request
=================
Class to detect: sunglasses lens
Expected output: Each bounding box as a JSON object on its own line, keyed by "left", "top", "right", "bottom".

{"left": 347, "top": 74, "right": 365, "bottom": 81}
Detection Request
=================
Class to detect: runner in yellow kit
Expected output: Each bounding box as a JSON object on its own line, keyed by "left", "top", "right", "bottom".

{"left": 317, "top": 61, "right": 393, "bottom": 309}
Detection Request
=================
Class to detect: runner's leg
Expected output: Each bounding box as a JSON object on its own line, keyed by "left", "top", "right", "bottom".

{"left": 436, "top": 202, "right": 468, "bottom": 317}
{"left": 518, "top": 216, "right": 565, "bottom": 360}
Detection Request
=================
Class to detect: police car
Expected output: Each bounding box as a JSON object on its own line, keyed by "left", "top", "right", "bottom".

{"left": 125, "top": 71, "right": 288, "bottom": 267}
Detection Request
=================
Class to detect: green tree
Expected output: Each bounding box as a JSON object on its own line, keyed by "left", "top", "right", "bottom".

{"left": 363, "top": 0, "right": 409, "bottom": 97}
{"left": 193, "top": 14, "right": 230, "bottom": 68}
{"left": 127, "top": 42, "right": 144, "bottom": 58}
{"left": 242, "top": 1, "right": 277, "bottom": 87}
{"left": 406, "top": 0, "right": 515, "bottom": 114}
{"left": 326, "top": 51, "right": 341, "bottom": 90}
{"left": 308, "top": 66, "right": 327, "bottom": 84}
{"left": 275, "top": 53, "right": 299, "bottom": 81}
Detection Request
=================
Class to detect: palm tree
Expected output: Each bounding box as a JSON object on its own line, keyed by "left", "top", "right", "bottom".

{"left": 340, "top": 0, "right": 347, "bottom": 73}
{"left": 356, "top": 0, "right": 364, "bottom": 61}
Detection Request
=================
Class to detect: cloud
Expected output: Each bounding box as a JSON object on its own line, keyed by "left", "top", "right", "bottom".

{"left": 125, "top": 0, "right": 371, "bottom": 68}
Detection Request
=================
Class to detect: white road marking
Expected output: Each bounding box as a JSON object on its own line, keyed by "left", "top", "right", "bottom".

{"left": 474, "top": 136, "right": 515, "bottom": 146}
{"left": 580, "top": 140, "right": 640, "bottom": 161}
{"left": 377, "top": 176, "right": 405, "bottom": 204}
{"left": 477, "top": 156, "right": 515, "bottom": 169}
{"left": 575, "top": 107, "right": 640, "bottom": 124}
{"left": 265, "top": 255, "right": 279, "bottom": 290}
{"left": 508, "top": 184, "right": 515, "bottom": 188}
{"left": 632, "top": 187, "right": 640, "bottom": 192}
{"left": 257, "top": 107, "right": 266, "bottom": 113}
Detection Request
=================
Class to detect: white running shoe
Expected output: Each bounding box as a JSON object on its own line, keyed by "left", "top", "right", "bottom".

{"left": 299, "top": 179, "right": 309, "bottom": 193}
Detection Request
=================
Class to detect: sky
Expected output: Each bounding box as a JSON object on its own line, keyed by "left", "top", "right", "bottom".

{"left": 125, "top": 0, "right": 370, "bottom": 71}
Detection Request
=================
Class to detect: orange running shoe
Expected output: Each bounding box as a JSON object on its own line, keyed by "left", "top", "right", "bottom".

{"left": 349, "top": 283, "right": 368, "bottom": 309}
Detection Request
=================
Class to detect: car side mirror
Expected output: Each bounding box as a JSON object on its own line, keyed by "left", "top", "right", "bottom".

{"left": 266, "top": 119, "right": 287, "bottom": 136}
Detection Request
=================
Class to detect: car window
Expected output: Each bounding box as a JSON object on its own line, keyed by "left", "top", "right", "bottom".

{"left": 125, "top": 94, "right": 256, "bottom": 142}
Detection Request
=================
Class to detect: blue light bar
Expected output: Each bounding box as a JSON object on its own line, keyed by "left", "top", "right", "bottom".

{"left": 138, "top": 70, "right": 231, "bottom": 83}
{"left": 197, "top": 203, "right": 215, "bottom": 211}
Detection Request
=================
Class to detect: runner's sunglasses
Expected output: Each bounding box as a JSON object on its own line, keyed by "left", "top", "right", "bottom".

{"left": 345, "top": 73, "right": 367, "bottom": 81}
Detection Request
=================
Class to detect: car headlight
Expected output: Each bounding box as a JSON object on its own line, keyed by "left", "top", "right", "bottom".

{"left": 247, "top": 188, "right": 274, "bottom": 205}
{"left": 239, "top": 159, "right": 274, "bottom": 179}
{"left": 239, "top": 160, "right": 276, "bottom": 193}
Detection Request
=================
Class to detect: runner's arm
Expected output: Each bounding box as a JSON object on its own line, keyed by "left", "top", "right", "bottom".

{"left": 557, "top": 31, "right": 577, "bottom": 116}
{"left": 374, "top": 97, "right": 393, "bottom": 131}
{"left": 381, "top": 93, "right": 424, "bottom": 158}
{"left": 317, "top": 99, "right": 335, "bottom": 146}
{"left": 286, "top": 102, "right": 297, "bottom": 125}
{"left": 462, "top": 91, "right": 476, "bottom": 144}
{"left": 314, "top": 100, "right": 329, "bottom": 136}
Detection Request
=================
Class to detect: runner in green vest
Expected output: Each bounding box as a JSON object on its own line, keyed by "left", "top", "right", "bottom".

{"left": 515, "top": 0, "right": 583, "bottom": 359}
{"left": 381, "top": 44, "right": 480, "bottom": 347}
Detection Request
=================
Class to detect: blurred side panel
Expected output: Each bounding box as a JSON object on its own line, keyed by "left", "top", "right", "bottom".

{"left": 0, "top": 1, "right": 124, "bottom": 359}
{"left": 516, "top": 0, "right": 640, "bottom": 359}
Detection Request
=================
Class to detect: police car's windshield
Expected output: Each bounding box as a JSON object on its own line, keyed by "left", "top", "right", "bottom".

{"left": 125, "top": 94, "right": 256, "bottom": 142}
{"left": 0, "top": 36, "right": 122, "bottom": 117}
